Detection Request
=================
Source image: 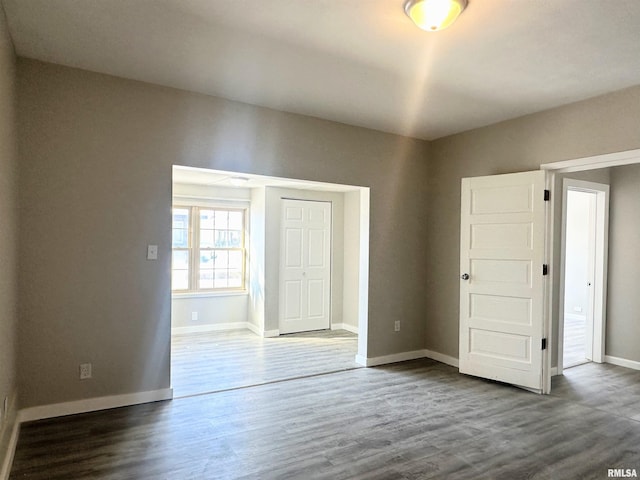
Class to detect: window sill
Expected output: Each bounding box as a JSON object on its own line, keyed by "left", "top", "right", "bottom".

{"left": 172, "top": 290, "right": 248, "bottom": 299}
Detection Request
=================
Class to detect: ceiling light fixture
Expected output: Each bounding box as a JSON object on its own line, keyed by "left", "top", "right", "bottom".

{"left": 228, "top": 176, "right": 250, "bottom": 187}
{"left": 404, "top": 0, "right": 467, "bottom": 32}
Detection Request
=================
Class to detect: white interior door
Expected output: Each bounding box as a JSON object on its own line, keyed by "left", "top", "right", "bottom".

{"left": 459, "top": 170, "right": 547, "bottom": 392}
{"left": 279, "top": 199, "right": 331, "bottom": 334}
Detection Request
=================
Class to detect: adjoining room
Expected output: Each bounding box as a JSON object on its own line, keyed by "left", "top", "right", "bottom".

{"left": 170, "top": 166, "right": 369, "bottom": 398}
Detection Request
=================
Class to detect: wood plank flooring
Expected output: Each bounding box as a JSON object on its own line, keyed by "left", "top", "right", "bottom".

{"left": 171, "top": 329, "right": 360, "bottom": 398}
{"left": 10, "top": 360, "right": 640, "bottom": 479}
{"left": 551, "top": 361, "right": 640, "bottom": 422}
{"left": 563, "top": 315, "right": 588, "bottom": 368}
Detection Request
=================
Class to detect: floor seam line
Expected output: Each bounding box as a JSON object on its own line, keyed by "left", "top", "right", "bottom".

{"left": 172, "top": 365, "right": 363, "bottom": 400}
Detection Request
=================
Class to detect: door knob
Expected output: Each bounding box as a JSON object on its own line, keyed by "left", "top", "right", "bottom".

{"left": 461, "top": 273, "right": 470, "bottom": 280}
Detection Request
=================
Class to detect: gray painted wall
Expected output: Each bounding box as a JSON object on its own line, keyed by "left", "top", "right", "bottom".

{"left": 607, "top": 164, "right": 640, "bottom": 363}
{"left": 427, "top": 85, "right": 640, "bottom": 365}
{"left": 0, "top": 3, "right": 18, "bottom": 465}
{"left": 16, "top": 59, "right": 430, "bottom": 408}
{"left": 10, "top": 53, "right": 640, "bottom": 413}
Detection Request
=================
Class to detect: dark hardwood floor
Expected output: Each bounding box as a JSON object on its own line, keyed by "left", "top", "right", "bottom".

{"left": 10, "top": 359, "right": 640, "bottom": 479}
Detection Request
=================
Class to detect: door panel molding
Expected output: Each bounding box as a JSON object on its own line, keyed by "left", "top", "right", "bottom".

{"left": 279, "top": 199, "right": 332, "bottom": 334}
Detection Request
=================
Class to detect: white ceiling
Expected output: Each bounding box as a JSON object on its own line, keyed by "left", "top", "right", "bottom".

{"left": 3, "top": 0, "right": 640, "bottom": 140}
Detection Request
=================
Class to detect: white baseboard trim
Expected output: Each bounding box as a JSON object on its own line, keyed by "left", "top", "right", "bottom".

{"left": 331, "top": 323, "right": 359, "bottom": 334}
{"left": 172, "top": 322, "right": 248, "bottom": 335}
{"left": 355, "top": 349, "right": 461, "bottom": 369}
{"left": 0, "top": 412, "right": 19, "bottom": 480}
{"left": 355, "top": 350, "right": 427, "bottom": 367}
{"left": 245, "top": 322, "right": 262, "bottom": 336}
{"left": 171, "top": 322, "right": 281, "bottom": 338}
{"left": 605, "top": 355, "right": 640, "bottom": 371}
{"left": 423, "top": 349, "right": 459, "bottom": 368}
{"left": 18, "top": 388, "right": 173, "bottom": 424}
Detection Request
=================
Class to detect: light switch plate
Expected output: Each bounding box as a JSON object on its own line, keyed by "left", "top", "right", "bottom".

{"left": 147, "top": 244, "right": 158, "bottom": 260}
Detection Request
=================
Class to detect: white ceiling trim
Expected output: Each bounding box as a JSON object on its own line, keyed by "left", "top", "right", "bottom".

{"left": 541, "top": 149, "right": 640, "bottom": 173}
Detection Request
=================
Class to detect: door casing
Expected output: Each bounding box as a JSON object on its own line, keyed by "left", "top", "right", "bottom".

{"left": 542, "top": 148, "right": 640, "bottom": 387}
{"left": 558, "top": 180, "right": 609, "bottom": 373}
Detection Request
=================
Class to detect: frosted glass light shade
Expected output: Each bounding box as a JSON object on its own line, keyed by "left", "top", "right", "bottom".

{"left": 404, "top": 0, "right": 468, "bottom": 32}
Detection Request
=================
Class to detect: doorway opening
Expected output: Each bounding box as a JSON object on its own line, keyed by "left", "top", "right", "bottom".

{"left": 562, "top": 189, "right": 595, "bottom": 368}
{"left": 170, "top": 165, "right": 370, "bottom": 398}
{"left": 558, "top": 179, "right": 610, "bottom": 374}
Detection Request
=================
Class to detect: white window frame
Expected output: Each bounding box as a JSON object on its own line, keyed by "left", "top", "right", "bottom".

{"left": 172, "top": 203, "right": 248, "bottom": 294}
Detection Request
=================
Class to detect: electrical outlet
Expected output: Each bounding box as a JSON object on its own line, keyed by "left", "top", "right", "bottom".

{"left": 394, "top": 320, "right": 401, "bottom": 332}
{"left": 191, "top": 311, "right": 198, "bottom": 321}
{"left": 79, "top": 363, "right": 92, "bottom": 380}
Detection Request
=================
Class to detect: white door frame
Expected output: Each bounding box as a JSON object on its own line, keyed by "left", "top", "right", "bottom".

{"left": 557, "top": 179, "right": 609, "bottom": 374}
{"left": 541, "top": 148, "right": 640, "bottom": 386}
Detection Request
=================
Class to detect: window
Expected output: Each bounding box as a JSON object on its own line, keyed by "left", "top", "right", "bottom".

{"left": 172, "top": 206, "right": 246, "bottom": 292}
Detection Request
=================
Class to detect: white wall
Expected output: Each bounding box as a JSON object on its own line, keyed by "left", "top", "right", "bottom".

{"left": 248, "top": 186, "right": 266, "bottom": 333}
{"left": 173, "top": 182, "right": 252, "bottom": 202}
{"left": 171, "top": 295, "right": 248, "bottom": 332}
{"left": 342, "top": 190, "right": 361, "bottom": 331}
{"left": 563, "top": 190, "right": 592, "bottom": 319}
